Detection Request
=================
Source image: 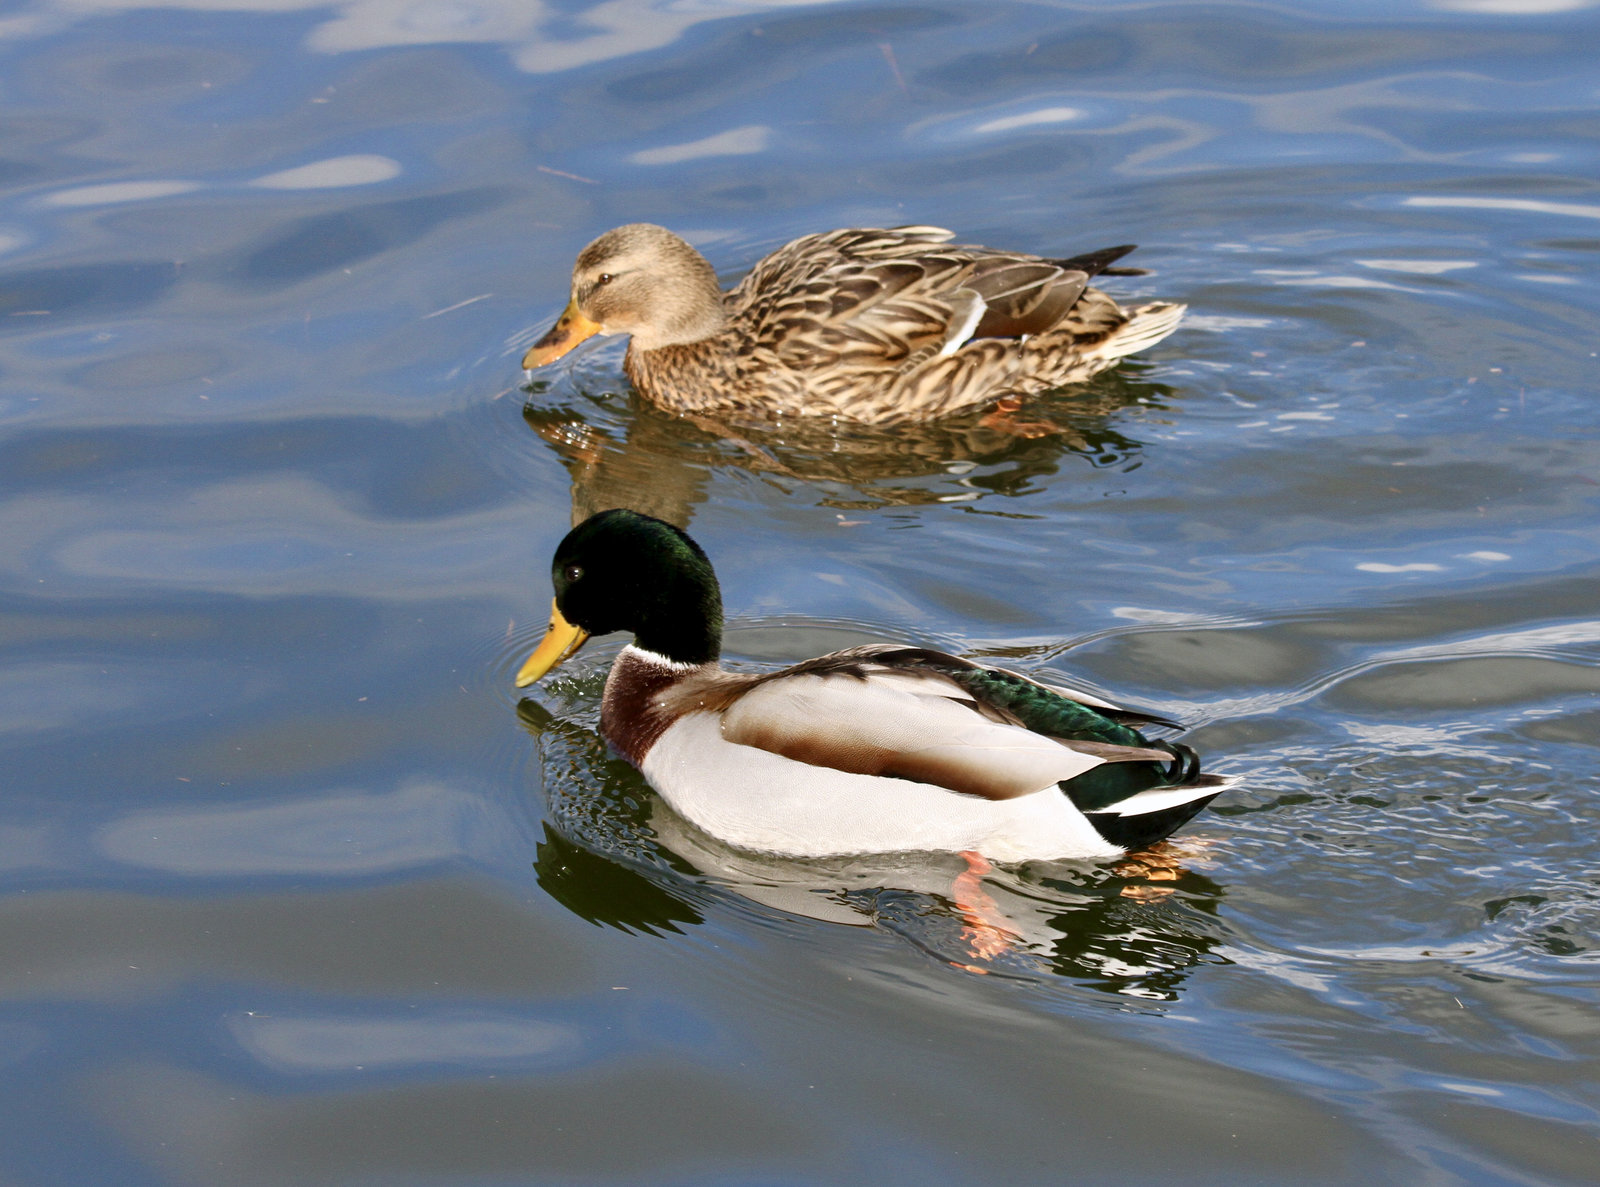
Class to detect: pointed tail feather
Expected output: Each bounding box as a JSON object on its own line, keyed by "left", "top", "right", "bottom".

{"left": 1051, "top": 244, "right": 1138, "bottom": 279}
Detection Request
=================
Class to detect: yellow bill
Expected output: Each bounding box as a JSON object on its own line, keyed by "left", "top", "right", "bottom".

{"left": 516, "top": 598, "right": 591, "bottom": 687}
{"left": 522, "top": 299, "right": 602, "bottom": 368}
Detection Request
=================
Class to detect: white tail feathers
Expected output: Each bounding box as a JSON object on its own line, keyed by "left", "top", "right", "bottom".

{"left": 1089, "top": 301, "right": 1187, "bottom": 362}
{"left": 1096, "top": 774, "right": 1241, "bottom": 818}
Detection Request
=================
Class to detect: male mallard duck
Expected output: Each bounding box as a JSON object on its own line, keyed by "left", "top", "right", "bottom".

{"left": 516, "top": 509, "right": 1233, "bottom": 862}
{"left": 523, "top": 224, "right": 1185, "bottom": 425}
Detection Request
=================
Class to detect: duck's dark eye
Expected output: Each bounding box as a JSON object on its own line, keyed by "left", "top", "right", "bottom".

{"left": 563, "top": 564, "right": 583, "bottom": 584}
{"left": 594, "top": 273, "right": 613, "bottom": 287}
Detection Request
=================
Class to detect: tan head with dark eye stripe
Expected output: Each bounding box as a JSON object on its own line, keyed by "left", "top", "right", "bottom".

{"left": 523, "top": 224, "right": 727, "bottom": 367}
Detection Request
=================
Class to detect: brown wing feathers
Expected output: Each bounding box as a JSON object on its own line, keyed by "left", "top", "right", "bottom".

{"left": 707, "top": 645, "right": 1190, "bottom": 794}
{"left": 743, "top": 232, "right": 1134, "bottom": 353}
{"left": 966, "top": 261, "right": 1089, "bottom": 340}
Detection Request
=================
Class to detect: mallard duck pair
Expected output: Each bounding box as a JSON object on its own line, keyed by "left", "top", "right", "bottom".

{"left": 516, "top": 225, "right": 1227, "bottom": 863}
{"left": 523, "top": 223, "right": 1185, "bottom": 425}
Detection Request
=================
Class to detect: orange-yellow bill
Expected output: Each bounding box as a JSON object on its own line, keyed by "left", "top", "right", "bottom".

{"left": 515, "top": 598, "right": 590, "bottom": 687}
{"left": 522, "top": 299, "right": 602, "bottom": 368}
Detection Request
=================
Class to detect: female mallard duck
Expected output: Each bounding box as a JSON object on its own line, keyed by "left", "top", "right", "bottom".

{"left": 523, "top": 224, "right": 1185, "bottom": 425}
{"left": 516, "top": 509, "right": 1233, "bottom": 862}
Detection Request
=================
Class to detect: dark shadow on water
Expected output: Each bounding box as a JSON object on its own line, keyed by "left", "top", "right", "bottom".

{"left": 522, "top": 364, "right": 1177, "bottom": 527}
{"left": 516, "top": 692, "right": 1229, "bottom": 1000}
{"left": 227, "top": 188, "right": 514, "bottom": 289}
{"left": 533, "top": 824, "right": 704, "bottom": 937}
{"left": 0, "top": 261, "right": 181, "bottom": 321}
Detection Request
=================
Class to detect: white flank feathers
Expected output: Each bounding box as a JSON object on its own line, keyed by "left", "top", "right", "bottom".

{"left": 642, "top": 713, "right": 1124, "bottom": 863}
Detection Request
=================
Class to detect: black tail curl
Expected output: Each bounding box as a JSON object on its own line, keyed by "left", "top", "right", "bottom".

{"left": 1082, "top": 740, "right": 1229, "bottom": 852}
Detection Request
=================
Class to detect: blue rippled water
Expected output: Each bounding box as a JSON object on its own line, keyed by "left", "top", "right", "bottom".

{"left": 2, "top": 1, "right": 1599, "bottom": 1183}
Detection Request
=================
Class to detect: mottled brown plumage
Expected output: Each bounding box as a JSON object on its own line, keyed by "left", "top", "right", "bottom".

{"left": 524, "top": 224, "right": 1187, "bottom": 425}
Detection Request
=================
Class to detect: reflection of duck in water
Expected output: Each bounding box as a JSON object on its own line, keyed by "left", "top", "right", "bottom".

{"left": 523, "top": 224, "right": 1184, "bottom": 425}
{"left": 532, "top": 822, "right": 704, "bottom": 939}
{"left": 524, "top": 367, "right": 1170, "bottom": 527}
{"left": 655, "top": 807, "right": 1230, "bottom": 991}
{"left": 515, "top": 509, "right": 1233, "bottom": 863}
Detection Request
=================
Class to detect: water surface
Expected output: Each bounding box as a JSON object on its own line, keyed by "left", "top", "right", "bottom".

{"left": 2, "top": 0, "right": 1599, "bottom": 1183}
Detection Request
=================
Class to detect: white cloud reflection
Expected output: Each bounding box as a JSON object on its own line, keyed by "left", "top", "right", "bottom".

{"left": 249, "top": 153, "right": 401, "bottom": 189}
{"left": 971, "top": 106, "right": 1084, "bottom": 136}
{"left": 36, "top": 155, "right": 401, "bottom": 210}
{"left": 229, "top": 1009, "right": 583, "bottom": 1072}
{"left": 33, "top": 0, "right": 855, "bottom": 72}
{"left": 95, "top": 778, "right": 481, "bottom": 874}
{"left": 42, "top": 180, "right": 203, "bottom": 208}
{"left": 2, "top": 475, "right": 525, "bottom": 601}
{"left": 1357, "top": 258, "right": 1477, "bottom": 275}
{"left": 630, "top": 124, "right": 769, "bottom": 165}
{"left": 1403, "top": 195, "right": 1600, "bottom": 221}
{"left": 1356, "top": 561, "right": 1446, "bottom": 573}
{"left": 1429, "top": 0, "right": 1599, "bottom": 12}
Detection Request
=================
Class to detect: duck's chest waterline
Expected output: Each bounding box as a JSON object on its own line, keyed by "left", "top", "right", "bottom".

{"left": 624, "top": 338, "right": 773, "bottom": 414}
{"left": 598, "top": 648, "right": 703, "bottom": 764}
